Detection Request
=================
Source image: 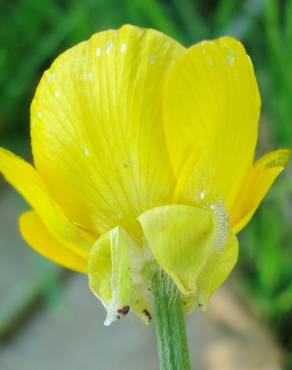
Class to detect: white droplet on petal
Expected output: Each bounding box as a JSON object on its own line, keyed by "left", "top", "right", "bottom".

{"left": 106, "top": 40, "right": 113, "bottom": 54}
{"left": 55, "top": 90, "right": 60, "bottom": 98}
{"left": 82, "top": 147, "right": 90, "bottom": 156}
{"left": 227, "top": 50, "right": 234, "bottom": 66}
{"left": 47, "top": 73, "right": 55, "bottom": 82}
{"left": 87, "top": 72, "right": 93, "bottom": 80}
{"left": 36, "top": 111, "right": 42, "bottom": 118}
{"left": 207, "top": 58, "right": 214, "bottom": 67}
{"left": 96, "top": 47, "right": 102, "bottom": 57}
{"left": 199, "top": 190, "right": 206, "bottom": 200}
{"left": 149, "top": 55, "right": 156, "bottom": 64}
{"left": 31, "top": 119, "right": 35, "bottom": 127}
{"left": 120, "top": 43, "right": 127, "bottom": 53}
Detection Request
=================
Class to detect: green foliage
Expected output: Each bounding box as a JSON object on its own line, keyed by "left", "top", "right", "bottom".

{"left": 240, "top": 2, "right": 292, "bottom": 364}
{"left": 0, "top": 0, "right": 265, "bottom": 143}
{"left": 0, "top": 0, "right": 291, "bottom": 365}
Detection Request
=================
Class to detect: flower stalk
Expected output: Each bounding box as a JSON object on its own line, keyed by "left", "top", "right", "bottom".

{"left": 152, "top": 269, "right": 192, "bottom": 370}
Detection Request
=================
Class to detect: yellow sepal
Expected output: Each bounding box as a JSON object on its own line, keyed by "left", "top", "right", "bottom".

{"left": 139, "top": 204, "right": 238, "bottom": 311}
{"left": 88, "top": 227, "right": 152, "bottom": 325}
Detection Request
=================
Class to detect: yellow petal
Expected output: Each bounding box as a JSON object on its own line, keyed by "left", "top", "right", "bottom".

{"left": 231, "top": 149, "right": 291, "bottom": 233}
{"left": 139, "top": 204, "right": 232, "bottom": 295}
{"left": 19, "top": 210, "right": 87, "bottom": 272}
{"left": 163, "top": 37, "right": 260, "bottom": 211}
{"left": 31, "top": 24, "right": 185, "bottom": 237}
{"left": 88, "top": 226, "right": 152, "bottom": 325}
{"left": 0, "top": 148, "right": 93, "bottom": 258}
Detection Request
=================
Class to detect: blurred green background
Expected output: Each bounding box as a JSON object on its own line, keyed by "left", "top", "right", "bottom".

{"left": 0, "top": 0, "right": 291, "bottom": 369}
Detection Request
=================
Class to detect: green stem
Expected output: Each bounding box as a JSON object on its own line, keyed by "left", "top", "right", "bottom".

{"left": 152, "top": 270, "right": 192, "bottom": 370}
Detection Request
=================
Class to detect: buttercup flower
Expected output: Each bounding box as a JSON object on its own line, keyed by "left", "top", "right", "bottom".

{"left": 0, "top": 25, "right": 290, "bottom": 325}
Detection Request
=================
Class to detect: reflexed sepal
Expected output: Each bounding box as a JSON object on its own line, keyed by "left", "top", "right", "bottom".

{"left": 88, "top": 226, "right": 152, "bottom": 325}
{"left": 182, "top": 232, "right": 238, "bottom": 314}
{"left": 138, "top": 204, "right": 238, "bottom": 312}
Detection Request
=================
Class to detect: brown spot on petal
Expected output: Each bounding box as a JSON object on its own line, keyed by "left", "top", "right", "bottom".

{"left": 143, "top": 309, "right": 152, "bottom": 322}
{"left": 117, "top": 306, "right": 130, "bottom": 316}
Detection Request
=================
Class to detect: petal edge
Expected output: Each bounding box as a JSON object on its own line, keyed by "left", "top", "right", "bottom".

{"left": 20, "top": 210, "right": 87, "bottom": 272}
{"left": 231, "top": 148, "right": 291, "bottom": 233}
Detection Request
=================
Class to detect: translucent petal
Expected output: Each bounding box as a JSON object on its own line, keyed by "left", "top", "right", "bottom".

{"left": 196, "top": 233, "right": 238, "bottom": 304}
{"left": 31, "top": 24, "right": 184, "bottom": 237}
{"left": 0, "top": 148, "right": 93, "bottom": 258}
{"left": 139, "top": 204, "right": 224, "bottom": 295}
{"left": 20, "top": 210, "right": 87, "bottom": 272}
{"left": 88, "top": 226, "right": 152, "bottom": 325}
{"left": 139, "top": 204, "right": 238, "bottom": 314}
{"left": 163, "top": 37, "right": 260, "bottom": 211}
{"left": 231, "top": 149, "right": 291, "bottom": 233}
{"left": 182, "top": 233, "right": 238, "bottom": 314}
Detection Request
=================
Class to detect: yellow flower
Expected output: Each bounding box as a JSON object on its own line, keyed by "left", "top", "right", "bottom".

{"left": 0, "top": 25, "right": 290, "bottom": 325}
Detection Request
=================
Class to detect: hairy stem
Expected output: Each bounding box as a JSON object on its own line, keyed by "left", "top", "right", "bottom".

{"left": 152, "top": 270, "right": 192, "bottom": 370}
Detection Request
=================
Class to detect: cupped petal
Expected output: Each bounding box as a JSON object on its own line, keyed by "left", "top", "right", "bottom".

{"left": 231, "top": 148, "right": 291, "bottom": 233}
{"left": 0, "top": 148, "right": 94, "bottom": 258}
{"left": 20, "top": 210, "right": 87, "bottom": 272}
{"left": 138, "top": 204, "right": 234, "bottom": 296}
{"left": 88, "top": 226, "right": 152, "bottom": 325}
{"left": 163, "top": 37, "right": 260, "bottom": 210}
{"left": 31, "top": 24, "right": 185, "bottom": 237}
